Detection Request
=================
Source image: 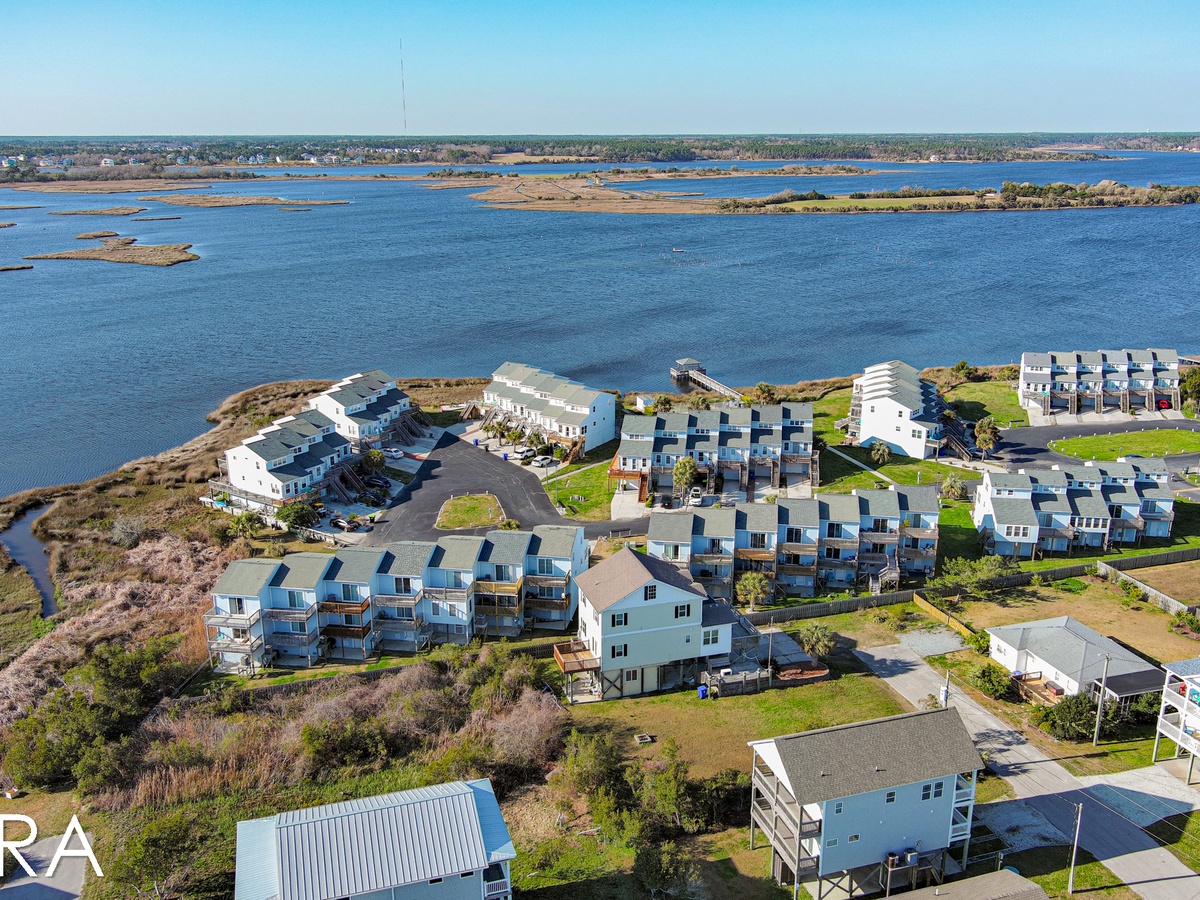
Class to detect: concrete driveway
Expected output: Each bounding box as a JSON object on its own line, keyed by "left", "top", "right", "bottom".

{"left": 363, "top": 433, "right": 644, "bottom": 545}
{"left": 0, "top": 834, "right": 89, "bottom": 900}
{"left": 854, "top": 642, "right": 1200, "bottom": 900}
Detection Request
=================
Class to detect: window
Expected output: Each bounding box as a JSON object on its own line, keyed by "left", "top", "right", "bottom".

{"left": 611, "top": 612, "right": 628, "bottom": 627}
{"left": 461, "top": 872, "right": 474, "bottom": 878}
{"left": 537, "top": 558, "right": 554, "bottom": 576}
{"left": 921, "top": 781, "right": 944, "bottom": 801}
{"left": 848, "top": 834, "right": 860, "bottom": 843}
{"left": 827, "top": 523, "right": 843, "bottom": 538}
{"left": 885, "top": 791, "right": 896, "bottom": 804}
{"left": 429, "top": 878, "right": 443, "bottom": 885}
{"left": 644, "top": 584, "right": 657, "bottom": 601}
{"left": 611, "top": 644, "right": 628, "bottom": 659}
{"left": 702, "top": 628, "right": 719, "bottom": 646}
{"left": 287, "top": 590, "right": 304, "bottom": 608}
{"left": 290, "top": 620, "right": 306, "bottom": 633}
{"left": 395, "top": 576, "right": 413, "bottom": 594}
{"left": 674, "top": 603, "right": 691, "bottom": 619}
{"left": 431, "top": 601, "right": 442, "bottom": 616}
{"left": 750, "top": 532, "right": 767, "bottom": 550}
{"left": 833, "top": 801, "right": 843, "bottom": 815}
{"left": 453, "top": 624, "right": 466, "bottom": 635}
{"left": 625, "top": 669, "right": 639, "bottom": 682}
{"left": 825, "top": 838, "right": 838, "bottom": 848}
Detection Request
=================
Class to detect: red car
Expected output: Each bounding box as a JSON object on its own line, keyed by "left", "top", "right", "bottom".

{"left": 1158, "top": 398, "right": 1172, "bottom": 410}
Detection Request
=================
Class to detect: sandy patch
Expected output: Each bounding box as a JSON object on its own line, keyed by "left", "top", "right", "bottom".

{"left": 75, "top": 231, "right": 118, "bottom": 239}
{"left": 1079, "top": 766, "right": 1200, "bottom": 827}
{"left": 974, "top": 799, "right": 1070, "bottom": 851}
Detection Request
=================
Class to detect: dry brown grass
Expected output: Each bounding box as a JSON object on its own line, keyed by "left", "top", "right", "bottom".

{"left": 397, "top": 376, "right": 490, "bottom": 408}
{"left": 26, "top": 236, "right": 199, "bottom": 266}
{"left": 9, "top": 180, "right": 213, "bottom": 194}
{"left": 75, "top": 230, "right": 118, "bottom": 239}
{"left": 1131, "top": 560, "right": 1200, "bottom": 604}
{"left": 958, "top": 578, "right": 1200, "bottom": 663}
{"left": 47, "top": 206, "right": 146, "bottom": 216}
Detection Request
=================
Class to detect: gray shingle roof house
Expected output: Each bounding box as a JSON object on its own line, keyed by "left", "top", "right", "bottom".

{"left": 234, "top": 779, "right": 516, "bottom": 900}
{"left": 749, "top": 709, "right": 983, "bottom": 896}
{"left": 987, "top": 616, "right": 1159, "bottom": 698}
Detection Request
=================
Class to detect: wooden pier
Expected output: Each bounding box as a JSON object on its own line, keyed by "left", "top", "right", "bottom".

{"left": 669, "top": 358, "right": 741, "bottom": 399}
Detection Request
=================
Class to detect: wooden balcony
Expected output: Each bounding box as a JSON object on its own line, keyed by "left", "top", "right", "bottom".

{"left": 777, "top": 563, "right": 816, "bottom": 577}
{"left": 818, "top": 556, "right": 856, "bottom": 569}
{"left": 525, "top": 574, "right": 568, "bottom": 588}
{"left": 904, "top": 526, "right": 938, "bottom": 539}
{"left": 376, "top": 615, "right": 425, "bottom": 633}
{"left": 265, "top": 630, "right": 319, "bottom": 648}
{"left": 735, "top": 548, "right": 775, "bottom": 562}
{"left": 323, "top": 623, "right": 372, "bottom": 640}
{"left": 859, "top": 552, "right": 891, "bottom": 566}
{"left": 208, "top": 634, "right": 263, "bottom": 653}
{"left": 474, "top": 577, "right": 524, "bottom": 597}
{"left": 374, "top": 592, "right": 422, "bottom": 607}
{"left": 204, "top": 607, "right": 261, "bottom": 629}
{"left": 476, "top": 597, "right": 523, "bottom": 616}
{"left": 321, "top": 596, "right": 371, "bottom": 615}
{"left": 778, "top": 541, "right": 818, "bottom": 554}
{"left": 820, "top": 535, "right": 859, "bottom": 550}
{"left": 693, "top": 552, "right": 733, "bottom": 565}
{"left": 901, "top": 546, "right": 937, "bottom": 559}
{"left": 860, "top": 529, "right": 900, "bottom": 543}
{"left": 422, "top": 585, "right": 473, "bottom": 602}
{"left": 554, "top": 640, "right": 600, "bottom": 674}
{"left": 526, "top": 594, "right": 570, "bottom": 610}
{"left": 261, "top": 606, "right": 316, "bottom": 623}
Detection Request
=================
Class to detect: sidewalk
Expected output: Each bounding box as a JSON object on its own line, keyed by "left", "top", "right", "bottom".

{"left": 854, "top": 643, "right": 1200, "bottom": 900}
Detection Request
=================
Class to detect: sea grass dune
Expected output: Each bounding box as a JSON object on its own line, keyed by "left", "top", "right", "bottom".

{"left": 27, "top": 236, "right": 199, "bottom": 267}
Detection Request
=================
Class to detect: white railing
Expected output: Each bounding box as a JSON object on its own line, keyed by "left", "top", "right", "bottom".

{"left": 484, "top": 879, "right": 510, "bottom": 897}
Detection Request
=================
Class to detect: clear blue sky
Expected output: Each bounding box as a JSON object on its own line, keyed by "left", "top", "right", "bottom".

{"left": 7, "top": 0, "right": 1199, "bottom": 135}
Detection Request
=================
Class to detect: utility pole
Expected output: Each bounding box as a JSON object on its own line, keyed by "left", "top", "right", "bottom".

{"left": 1067, "top": 801, "right": 1083, "bottom": 894}
{"left": 1093, "top": 654, "right": 1111, "bottom": 746}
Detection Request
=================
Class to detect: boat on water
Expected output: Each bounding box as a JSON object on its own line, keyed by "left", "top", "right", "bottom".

{"left": 672, "top": 248, "right": 685, "bottom": 253}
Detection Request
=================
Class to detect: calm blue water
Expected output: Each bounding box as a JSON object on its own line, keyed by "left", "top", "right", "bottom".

{"left": 2, "top": 151, "right": 1199, "bottom": 498}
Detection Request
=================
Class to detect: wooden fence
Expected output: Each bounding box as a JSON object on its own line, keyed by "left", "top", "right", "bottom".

{"left": 746, "top": 590, "right": 913, "bottom": 627}
{"left": 911, "top": 592, "right": 975, "bottom": 637}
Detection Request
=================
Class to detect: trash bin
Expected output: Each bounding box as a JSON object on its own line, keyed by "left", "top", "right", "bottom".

{"left": 502, "top": 452, "right": 508, "bottom": 461}
{"left": 697, "top": 685, "right": 708, "bottom": 700}
{"left": 473, "top": 438, "right": 479, "bottom": 447}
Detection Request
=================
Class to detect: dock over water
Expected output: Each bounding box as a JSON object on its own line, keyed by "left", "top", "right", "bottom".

{"left": 669, "top": 358, "right": 741, "bottom": 399}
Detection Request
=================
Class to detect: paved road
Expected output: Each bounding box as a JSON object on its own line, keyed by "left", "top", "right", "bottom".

{"left": 364, "top": 434, "right": 643, "bottom": 545}
{"left": 855, "top": 643, "right": 1200, "bottom": 900}
{"left": 997, "top": 419, "right": 1200, "bottom": 476}
{"left": 0, "top": 833, "right": 90, "bottom": 899}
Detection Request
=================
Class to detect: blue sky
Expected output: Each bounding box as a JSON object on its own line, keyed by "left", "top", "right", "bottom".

{"left": 7, "top": 0, "right": 1199, "bottom": 135}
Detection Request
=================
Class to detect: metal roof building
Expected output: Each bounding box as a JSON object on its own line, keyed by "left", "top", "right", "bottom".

{"left": 235, "top": 779, "right": 516, "bottom": 900}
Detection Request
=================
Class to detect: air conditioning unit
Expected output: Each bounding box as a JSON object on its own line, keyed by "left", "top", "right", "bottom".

{"left": 905, "top": 849, "right": 919, "bottom": 866}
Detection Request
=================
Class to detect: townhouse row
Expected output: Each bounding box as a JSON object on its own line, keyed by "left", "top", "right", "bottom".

{"left": 645, "top": 486, "right": 940, "bottom": 599}
{"left": 206, "top": 525, "right": 587, "bottom": 672}
{"left": 481, "top": 361, "right": 617, "bottom": 452}
{"left": 609, "top": 402, "right": 818, "bottom": 500}
{"left": 212, "top": 369, "right": 422, "bottom": 512}
{"left": 972, "top": 459, "right": 1175, "bottom": 558}
{"left": 1019, "top": 347, "right": 1180, "bottom": 415}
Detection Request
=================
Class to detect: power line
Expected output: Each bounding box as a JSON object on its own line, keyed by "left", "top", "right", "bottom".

{"left": 399, "top": 38, "right": 408, "bottom": 133}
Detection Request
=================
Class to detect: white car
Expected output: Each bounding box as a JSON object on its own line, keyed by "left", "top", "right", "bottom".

{"left": 515, "top": 447, "right": 537, "bottom": 460}
{"left": 383, "top": 448, "right": 405, "bottom": 460}
{"left": 532, "top": 455, "right": 556, "bottom": 467}
{"left": 687, "top": 486, "right": 704, "bottom": 506}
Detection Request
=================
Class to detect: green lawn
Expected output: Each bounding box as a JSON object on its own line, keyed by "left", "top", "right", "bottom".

{"left": 980, "top": 846, "right": 1140, "bottom": 900}
{"left": 550, "top": 438, "right": 620, "bottom": 478}
{"left": 944, "top": 379, "right": 1029, "bottom": 428}
{"left": 938, "top": 500, "right": 984, "bottom": 564}
{"left": 543, "top": 463, "right": 617, "bottom": 521}
{"left": 825, "top": 445, "right": 970, "bottom": 490}
{"left": 435, "top": 493, "right": 504, "bottom": 529}
{"left": 568, "top": 668, "right": 908, "bottom": 777}
{"left": 1147, "top": 810, "right": 1200, "bottom": 874}
{"left": 1049, "top": 429, "right": 1200, "bottom": 461}
{"left": 811, "top": 387, "right": 853, "bottom": 446}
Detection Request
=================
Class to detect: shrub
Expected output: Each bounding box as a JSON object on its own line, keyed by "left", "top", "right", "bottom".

{"left": 1029, "top": 574, "right": 1046, "bottom": 588}
{"left": 1173, "top": 610, "right": 1200, "bottom": 632}
{"left": 560, "top": 729, "right": 624, "bottom": 797}
{"left": 966, "top": 631, "right": 991, "bottom": 655}
{"left": 110, "top": 515, "right": 149, "bottom": 549}
{"left": 966, "top": 662, "right": 1012, "bottom": 699}
{"left": 1043, "top": 693, "right": 1096, "bottom": 741}
{"left": 300, "top": 716, "right": 393, "bottom": 773}
{"left": 498, "top": 518, "right": 521, "bottom": 531}
{"left": 275, "top": 502, "right": 319, "bottom": 529}
{"left": 1119, "top": 579, "right": 1146, "bottom": 602}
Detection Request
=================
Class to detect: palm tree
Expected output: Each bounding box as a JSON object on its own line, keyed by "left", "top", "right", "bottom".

{"left": 754, "top": 382, "right": 778, "bottom": 404}
{"left": 736, "top": 571, "right": 770, "bottom": 612}
{"left": 794, "top": 622, "right": 836, "bottom": 661}
{"left": 974, "top": 416, "right": 1000, "bottom": 458}
{"left": 870, "top": 441, "right": 892, "bottom": 467}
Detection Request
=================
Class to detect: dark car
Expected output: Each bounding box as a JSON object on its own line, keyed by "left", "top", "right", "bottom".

{"left": 357, "top": 491, "right": 386, "bottom": 507}
{"left": 330, "top": 517, "right": 357, "bottom": 532}
{"left": 362, "top": 476, "right": 390, "bottom": 491}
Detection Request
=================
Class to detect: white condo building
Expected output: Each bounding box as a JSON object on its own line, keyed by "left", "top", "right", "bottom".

{"left": 481, "top": 362, "right": 616, "bottom": 452}
{"left": 846, "top": 361, "right": 946, "bottom": 459}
